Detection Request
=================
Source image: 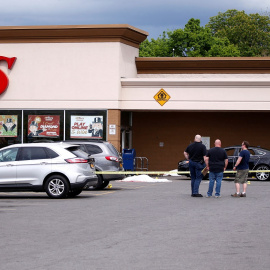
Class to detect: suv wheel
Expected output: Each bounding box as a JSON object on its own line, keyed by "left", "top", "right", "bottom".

{"left": 45, "top": 175, "right": 70, "bottom": 198}
{"left": 99, "top": 180, "right": 110, "bottom": 189}
{"left": 255, "top": 165, "right": 270, "bottom": 181}
{"left": 88, "top": 174, "right": 109, "bottom": 190}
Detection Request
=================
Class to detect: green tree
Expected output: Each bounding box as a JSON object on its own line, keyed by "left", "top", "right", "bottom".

{"left": 139, "top": 18, "right": 240, "bottom": 57}
{"left": 207, "top": 9, "right": 270, "bottom": 56}
{"left": 139, "top": 31, "right": 171, "bottom": 57}
{"left": 167, "top": 18, "right": 240, "bottom": 57}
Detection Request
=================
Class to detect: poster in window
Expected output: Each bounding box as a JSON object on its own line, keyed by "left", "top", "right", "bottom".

{"left": 71, "top": 115, "right": 103, "bottom": 139}
{"left": 28, "top": 115, "right": 60, "bottom": 138}
{"left": 0, "top": 115, "right": 18, "bottom": 137}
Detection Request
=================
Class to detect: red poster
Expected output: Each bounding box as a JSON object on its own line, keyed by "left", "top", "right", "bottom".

{"left": 28, "top": 115, "right": 60, "bottom": 138}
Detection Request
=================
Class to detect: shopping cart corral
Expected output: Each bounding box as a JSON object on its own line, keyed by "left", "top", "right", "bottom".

{"left": 135, "top": 157, "right": 149, "bottom": 171}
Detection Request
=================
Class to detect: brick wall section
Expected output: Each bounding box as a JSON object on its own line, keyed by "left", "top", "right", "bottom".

{"left": 107, "top": 109, "right": 121, "bottom": 151}
{"left": 132, "top": 111, "right": 270, "bottom": 171}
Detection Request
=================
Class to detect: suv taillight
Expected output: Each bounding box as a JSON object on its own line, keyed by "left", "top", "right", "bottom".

{"left": 105, "top": 156, "right": 119, "bottom": 162}
{"left": 88, "top": 157, "right": 95, "bottom": 169}
{"left": 65, "top": 158, "right": 89, "bottom": 163}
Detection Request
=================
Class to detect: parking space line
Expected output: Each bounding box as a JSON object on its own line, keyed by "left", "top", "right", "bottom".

{"left": 92, "top": 191, "right": 117, "bottom": 196}
{"left": 9, "top": 204, "right": 48, "bottom": 206}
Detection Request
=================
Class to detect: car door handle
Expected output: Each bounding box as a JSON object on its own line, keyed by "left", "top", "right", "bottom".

{"left": 6, "top": 164, "right": 14, "bottom": 167}
{"left": 40, "top": 162, "right": 48, "bottom": 165}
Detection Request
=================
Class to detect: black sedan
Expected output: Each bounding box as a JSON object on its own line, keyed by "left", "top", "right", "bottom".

{"left": 178, "top": 145, "right": 270, "bottom": 181}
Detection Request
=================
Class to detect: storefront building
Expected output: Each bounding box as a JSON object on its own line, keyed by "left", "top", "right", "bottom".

{"left": 1, "top": 25, "right": 270, "bottom": 170}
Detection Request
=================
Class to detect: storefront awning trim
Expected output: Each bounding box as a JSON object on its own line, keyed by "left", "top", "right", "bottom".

{"left": 136, "top": 57, "right": 270, "bottom": 74}
{"left": 0, "top": 24, "right": 148, "bottom": 48}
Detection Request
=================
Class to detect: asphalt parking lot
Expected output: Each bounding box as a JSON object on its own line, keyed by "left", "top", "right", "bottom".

{"left": 1, "top": 177, "right": 269, "bottom": 270}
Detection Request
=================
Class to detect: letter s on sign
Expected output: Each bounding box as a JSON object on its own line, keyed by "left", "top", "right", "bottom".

{"left": 0, "top": 56, "right": 17, "bottom": 95}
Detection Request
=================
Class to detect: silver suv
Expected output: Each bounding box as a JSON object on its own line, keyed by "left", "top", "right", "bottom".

{"left": 0, "top": 143, "right": 97, "bottom": 198}
{"left": 64, "top": 140, "right": 124, "bottom": 189}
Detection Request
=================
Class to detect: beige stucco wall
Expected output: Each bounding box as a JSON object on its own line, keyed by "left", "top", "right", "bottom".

{"left": 121, "top": 74, "right": 270, "bottom": 110}
{"left": 1, "top": 40, "right": 269, "bottom": 113}
{"left": 0, "top": 42, "right": 138, "bottom": 109}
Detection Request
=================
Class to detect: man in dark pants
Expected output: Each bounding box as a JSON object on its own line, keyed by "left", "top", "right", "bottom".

{"left": 184, "top": 135, "right": 207, "bottom": 197}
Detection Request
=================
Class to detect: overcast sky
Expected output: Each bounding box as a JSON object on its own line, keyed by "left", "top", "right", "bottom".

{"left": 0, "top": 0, "right": 269, "bottom": 39}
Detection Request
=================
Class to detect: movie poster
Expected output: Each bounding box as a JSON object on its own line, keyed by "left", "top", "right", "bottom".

{"left": 28, "top": 115, "right": 60, "bottom": 138}
{"left": 71, "top": 115, "right": 103, "bottom": 139}
{"left": 0, "top": 115, "right": 18, "bottom": 137}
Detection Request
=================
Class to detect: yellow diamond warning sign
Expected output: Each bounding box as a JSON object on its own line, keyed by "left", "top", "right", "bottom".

{"left": 154, "top": 88, "right": 171, "bottom": 106}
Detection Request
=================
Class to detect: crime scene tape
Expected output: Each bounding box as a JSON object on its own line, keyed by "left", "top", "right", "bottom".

{"left": 95, "top": 170, "right": 270, "bottom": 175}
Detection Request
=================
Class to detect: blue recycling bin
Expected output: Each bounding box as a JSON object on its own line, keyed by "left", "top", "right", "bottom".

{"left": 122, "top": 149, "right": 136, "bottom": 171}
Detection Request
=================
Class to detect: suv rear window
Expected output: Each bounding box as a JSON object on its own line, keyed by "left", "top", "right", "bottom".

{"left": 85, "top": 144, "right": 103, "bottom": 155}
{"left": 107, "top": 143, "right": 119, "bottom": 156}
{"left": 67, "top": 146, "right": 89, "bottom": 159}
{"left": 45, "top": 147, "right": 59, "bottom": 158}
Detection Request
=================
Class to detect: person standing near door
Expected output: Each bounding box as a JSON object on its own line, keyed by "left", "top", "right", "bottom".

{"left": 231, "top": 141, "right": 250, "bottom": 197}
{"left": 184, "top": 135, "right": 207, "bottom": 197}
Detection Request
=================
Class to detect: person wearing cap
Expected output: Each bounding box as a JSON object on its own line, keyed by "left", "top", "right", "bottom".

{"left": 184, "top": 135, "right": 207, "bottom": 197}
{"left": 91, "top": 117, "right": 103, "bottom": 138}
{"left": 3, "top": 118, "right": 16, "bottom": 132}
{"left": 28, "top": 121, "right": 45, "bottom": 137}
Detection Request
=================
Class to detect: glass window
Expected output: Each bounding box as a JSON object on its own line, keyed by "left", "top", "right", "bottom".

{"left": 19, "top": 147, "right": 48, "bottom": 161}
{"left": 85, "top": 144, "right": 103, "bottom": 155}
{"left": 23, "top": 110, "right": 64, "bottom": 143}
{"left": 66, "top": 146, "right": 89, "bottom": 159}
{"left": 0, "top": 110, "right": 22, "bottom": 147}
{"left": 225, "top": 148, "right": 236, "bottom": 157}
{"left": 255, "top": 149, "right": 266, "bottom": 156}
{"left": 0, "top": 148, "right": 19, "bottom": 162}
{"left": 65, "top": 110, "right": 107, "bottom": 141}
{"left": 248, "top": 149, "right": 256, "bottom": 156}
{"left": 78, "top": 144, "right": 86, "bottom": 152}
{"left": 107, "top": 143, "right": 119, "bottom": 156}
{"left": 45, "top": 147, "right": 59, "bottom": 158}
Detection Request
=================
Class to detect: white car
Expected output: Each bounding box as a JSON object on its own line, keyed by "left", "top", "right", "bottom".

{"left": 0, "top": 143, "right": 98, "bottom": 198}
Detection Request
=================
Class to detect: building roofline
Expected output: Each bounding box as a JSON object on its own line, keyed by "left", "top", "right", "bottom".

{"left": 0, "top": 24, "right": 148, "bottom": 48}
{"left": 136, "top": 57, "right": 270, "bottom": 74}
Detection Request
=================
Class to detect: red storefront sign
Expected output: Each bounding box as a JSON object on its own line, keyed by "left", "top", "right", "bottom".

{"left": 0, "top": 56, "right": 17, "bottom": 95}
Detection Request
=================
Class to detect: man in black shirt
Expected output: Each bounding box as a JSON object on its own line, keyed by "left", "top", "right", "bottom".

{"left": 205, "top": 139, "right": 228, "bottom": 198}
{"left": 184, "top": 135, "right": 207, "bottom": 197}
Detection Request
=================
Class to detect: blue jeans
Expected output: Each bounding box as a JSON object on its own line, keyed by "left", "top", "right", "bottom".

{"left": 189, "top": 160, "right": 205, "bottom": 195}
{"left": 207, "top": 171, "right": 223, "bottom": 196}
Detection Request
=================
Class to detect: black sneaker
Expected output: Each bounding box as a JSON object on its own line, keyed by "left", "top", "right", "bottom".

{"left": 192, "top": 194, "right": 203, "bottom": 197}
